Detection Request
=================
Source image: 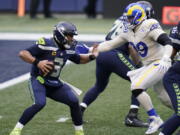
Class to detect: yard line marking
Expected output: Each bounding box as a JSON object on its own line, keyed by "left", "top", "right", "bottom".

{"left": 56, "top": 116, "right": 70, "bottom": 123}
{"left": 0, "top": 73, "right": 30, "bottom": 90}
{"left": 0, "top": 33, "right": 105, "bottom": 42}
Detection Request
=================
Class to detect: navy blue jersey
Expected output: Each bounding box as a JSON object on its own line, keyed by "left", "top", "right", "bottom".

{"left": 170, "top": 26, "right": 180, "bottom": 51}
{"left": 169, "top": 26, "right": 180, "bottom": 74}
{"left": 75, "top": 43, "right": 89, "bottom": 54}
{"left": 26, "top": 37, "right": 80, "bottom": 86}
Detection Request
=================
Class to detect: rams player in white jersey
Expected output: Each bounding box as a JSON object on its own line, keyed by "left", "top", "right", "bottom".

{"left": 95, "top": 3, "right": 173, "bottom": 135}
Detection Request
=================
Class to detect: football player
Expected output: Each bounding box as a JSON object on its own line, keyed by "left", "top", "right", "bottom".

{"left": 8, "top": 21, "right": 98, "bottom": 135}
{"left": 79, "top": 1, "right": 155, "bottom": 128}
{"left": 159, "top": 22, "right": 180, "bottom": 135}
{"left": 95, "top": 3, "right": 173, "bottom": 135}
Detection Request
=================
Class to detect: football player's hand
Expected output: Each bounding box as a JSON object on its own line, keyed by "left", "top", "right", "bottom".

{"left": 91, "top": 44, "right": 99, "bottom": 57}
{"left": 158, "top": 56, "right": 171, "bottom": 73}
{"left": 37, "top": 60, "right": 54, "bottom": 76}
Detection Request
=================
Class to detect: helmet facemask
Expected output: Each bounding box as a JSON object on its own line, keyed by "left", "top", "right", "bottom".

{"left": 53, "top": 21, "right": 78, "bottom": 50}
{"left": 124, "top": 4, "right": 147, "bottom": 29}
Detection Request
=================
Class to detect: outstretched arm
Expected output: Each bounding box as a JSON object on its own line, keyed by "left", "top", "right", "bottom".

{"left": 79, "top": 45, "right": 99, "bottom": 64}
{"left": 97, "top": 36, "right": 127, "bottom": 52}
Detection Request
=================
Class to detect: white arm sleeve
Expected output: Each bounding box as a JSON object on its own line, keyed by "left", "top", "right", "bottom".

{"left": 97, "top": 36, "right": 127, "bottom": 52}
{"left": 163, "top": 45, "right": 173, "bottom": 59}
{"left": 148, "top": 28, "right": 165, "bottom": 41}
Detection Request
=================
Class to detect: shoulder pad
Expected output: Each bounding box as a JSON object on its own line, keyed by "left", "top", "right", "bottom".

{"left": 143, "top": 19, "right": 161, "bottom": 32}
{"left": 36, "top": 37, "right": 46, "bottom": 45}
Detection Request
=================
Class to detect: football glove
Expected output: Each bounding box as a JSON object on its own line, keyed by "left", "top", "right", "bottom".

{"left": 158, "top": 55, "right": 171, "bottom": 73}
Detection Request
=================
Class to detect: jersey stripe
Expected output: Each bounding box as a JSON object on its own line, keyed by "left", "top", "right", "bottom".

{"left": 38, "top": 45, "right": 58, "bottom": 51}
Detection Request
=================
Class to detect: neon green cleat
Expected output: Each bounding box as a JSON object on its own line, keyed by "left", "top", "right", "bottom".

{"left": 75, "top": 130, "right": 84, "bottom": 135}
{"left": 9, "top": 128, "right": 22, "bottom": 135}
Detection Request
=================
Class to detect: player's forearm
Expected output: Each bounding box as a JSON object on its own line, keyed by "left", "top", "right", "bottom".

{"left": 163, "top": 45, "right": 173, "bottom": 59}
{"left": 79, "top": 54, "right": 96, "bottom": 64}
{"left": 19, "top": 50, "right": 36, "bottom": 64}
{"left": 97, "top": 37, "right": 126, "bottom": 52}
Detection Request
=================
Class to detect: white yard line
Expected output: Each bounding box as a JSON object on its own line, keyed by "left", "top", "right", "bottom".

{"left": 0, "top": 33, "right": 105, "bottom": 42}
{"left": 0, "top": 73, "right": 30, "bottom": 90}
{"left": 56, "top": 116, "right": 70, "bottom": 123}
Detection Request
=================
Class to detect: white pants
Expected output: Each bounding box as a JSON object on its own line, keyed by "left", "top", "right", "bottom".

{"left": 127, "top": 61, "right": 166, "bottom": 90}
{"left": 127, "top": 61, "right": 173, "bottom": 109}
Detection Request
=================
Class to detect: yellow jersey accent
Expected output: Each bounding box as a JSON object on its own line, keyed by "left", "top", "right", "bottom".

{"left": 36, "top": 38, "right": 46, "bottom": 45}
{"left": 37, "top": 76, "right": 45, "bottom": 84}
{"left": 52, "top": 51, "right": 57, "bottom": 56}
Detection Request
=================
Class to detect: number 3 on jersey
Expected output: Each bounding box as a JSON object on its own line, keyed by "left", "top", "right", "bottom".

{"left": 130, "top": 42, "right": 148, "bottom": 57}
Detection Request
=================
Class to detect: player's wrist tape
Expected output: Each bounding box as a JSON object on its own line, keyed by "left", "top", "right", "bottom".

{"left": 89, "top": 54, "right": 96, "bottom": 60}
{"left": 33, "top": 59, "right": 40, "bottom": 65}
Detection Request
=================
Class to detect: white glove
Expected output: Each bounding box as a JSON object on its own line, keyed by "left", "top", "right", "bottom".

{"left": 158, "top": 55, "right": 172, "bottom": 73}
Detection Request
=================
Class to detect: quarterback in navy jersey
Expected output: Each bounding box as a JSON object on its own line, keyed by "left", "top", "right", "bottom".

{"left": 79, "top": 1, "right": 155, "bottom": 128}
{"left": 9, "top": 21, "right": 98, "bottom": 135}
{"left": 159, "top": 22, "right": 180, "bottom": 135}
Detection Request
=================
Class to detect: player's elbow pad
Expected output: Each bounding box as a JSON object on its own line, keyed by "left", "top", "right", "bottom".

{"left": 157, "top": 33, "right": 172, "bottom": 46}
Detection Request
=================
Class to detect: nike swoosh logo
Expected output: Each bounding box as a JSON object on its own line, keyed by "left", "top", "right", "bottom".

{"left": 127, "top": 118, "right": 133, "bottom": 124}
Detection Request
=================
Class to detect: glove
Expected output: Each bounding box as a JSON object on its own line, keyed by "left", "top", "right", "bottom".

{"left": 158, "top": 55, "right": 172, "bottom": 73}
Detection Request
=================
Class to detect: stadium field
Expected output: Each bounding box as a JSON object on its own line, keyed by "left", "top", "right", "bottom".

{"left": 0, "top": 13, "right": 175, "bottom": 135}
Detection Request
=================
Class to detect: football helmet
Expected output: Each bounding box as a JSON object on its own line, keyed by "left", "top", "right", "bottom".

{"left": 53, "top": 21, "right": 78, "bottom": 50}
{"left": 137, "top": 1, "right": 155, "bottom": 19}
{"left": 124, "top": 3, "right": 146, "bottom": 29}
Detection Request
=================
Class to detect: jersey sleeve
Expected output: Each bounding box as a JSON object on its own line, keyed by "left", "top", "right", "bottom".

{"left": 75, "top": 43, "right": 90, "bottom": 54}
{"left": 98, "top": 34, "right": 127, "bottom": 52}
{"left": 68, "top": 53, "right": 81, "bottom": 64}
{"left": 146, "top": 19, "right": 166, "bottom": 41}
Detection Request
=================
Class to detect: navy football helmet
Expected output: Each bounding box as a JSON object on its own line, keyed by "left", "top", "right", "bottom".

{"left": 53, "top": 21, "right": 78, "bottom": 50}
{"left": 137, "top": 1, "right": 155, "bottom": 19}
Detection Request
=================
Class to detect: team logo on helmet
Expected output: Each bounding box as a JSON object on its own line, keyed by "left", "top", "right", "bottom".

{"left": 124, "top": 4, "right": 146, "bottom": 29}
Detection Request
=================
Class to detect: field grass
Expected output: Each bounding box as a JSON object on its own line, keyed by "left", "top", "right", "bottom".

{"left": 0, "top": 62, "right": 173, "bottom": 135}
{"left": 0, "top": 13, "right": 114, "bottom": 34}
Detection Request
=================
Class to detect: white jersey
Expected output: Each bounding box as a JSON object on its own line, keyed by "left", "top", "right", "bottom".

{"left": 128, "top": 19, "right": 165, "bottom": 65}
{"left": 98, "top": 18, "right": 166, "bottom": 65}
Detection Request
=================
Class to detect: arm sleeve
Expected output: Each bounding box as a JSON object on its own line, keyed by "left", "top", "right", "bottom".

{"left": 26, "top": 44, "right": 44, "bottom": 57}
{"left": 148, "top": 28, "right": 165, "bottom": 41}
{"left": 68, "top": 53, "right": 81, "bottom": 64}
{"left": 97, "top": 35, "right": 127, "bottom": 52}
{"left": 75, "top": 44, "right": 90, "bottom": 54}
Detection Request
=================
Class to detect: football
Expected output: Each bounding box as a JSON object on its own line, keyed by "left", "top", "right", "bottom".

{"left": 40, "top": 63, "right": 55, "bottom": 77}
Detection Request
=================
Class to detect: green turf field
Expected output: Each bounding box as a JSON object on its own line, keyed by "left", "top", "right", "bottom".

{"left": 0, "top": 14, "right": 114, "bottom": 34}
{"left": 0, "top": 62, "right": 173, "bottom": 135}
